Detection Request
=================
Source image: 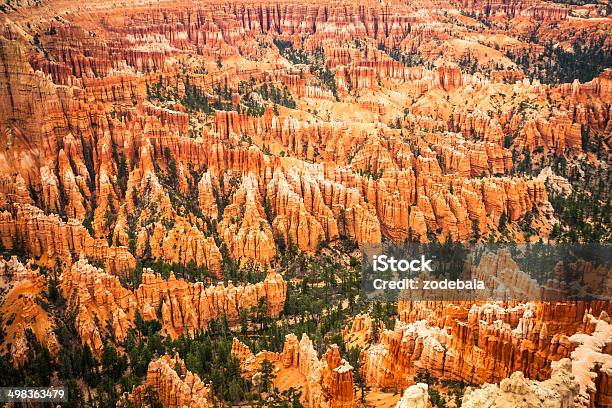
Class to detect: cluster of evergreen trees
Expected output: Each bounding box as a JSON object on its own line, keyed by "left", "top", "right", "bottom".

{"left": 145, "top": 76, "right": 177, "bottom": 102}
{"left": 146, "top": 75, "right": 231, "bottom": 114}
{"left": 258, "top": 82, "right": 297, "bottom": 109}
{"left": 548, "top": 157, "right": 610, "bottom": 243}
{"left": 238, "top": 78, "right": 298, "bottom": 115}
{"left": 456, "top": 51, "right": 480, "bottom": 75}
{"left": 273, "top": 39, "right": 338, "bottom": 99}
{"left": 551, "top": 0, "right": 603, "bottom": 5}
{"left": 182, "top": 76, "right": 212, "bottom": 113}
{"left": 273, "top": 39, "right": 309, "bottom": 64}
{"left": 377, "top": 42, "right": 430, "bottom": 69}
{"left": 506, "top": 38, "right": 611, "bottom": 84}
{"left": 415, "top": 370, "right": 469, "bottom": 407}
{"left": 549, "top": 187, "right": 611, "bottom": 243}
{"left": 157, "top": 73, "right": 299, "bottom": 119}
{"left": 237, "top": 79, "right": 267, "bottom": 116}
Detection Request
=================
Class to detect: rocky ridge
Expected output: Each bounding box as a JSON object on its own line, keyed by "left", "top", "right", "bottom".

{"left": 60, "top": 258, "right": 286, "bottom": 353}
{"left": 120, "top": 354, "right": 213, "bottom": 408}
{"left": 232, "top": 333, "right": 355, "bottom": 408}
{"left": 0, "top": 257, "right": 60, "bottom": 365}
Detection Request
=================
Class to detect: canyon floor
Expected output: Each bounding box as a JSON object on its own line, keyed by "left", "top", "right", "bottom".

{"left": 0, "top": 0, "right": 610, "bottom": 406}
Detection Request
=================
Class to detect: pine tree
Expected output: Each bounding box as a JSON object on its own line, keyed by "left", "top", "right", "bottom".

{"left": 498, "top": 212, "right": 508, "bottom": 233}
{"left": 259, "top": 359, "right": 275, "bottom": 394}
{"left": 117, "top": 153, "right": 128, "bottom": 195}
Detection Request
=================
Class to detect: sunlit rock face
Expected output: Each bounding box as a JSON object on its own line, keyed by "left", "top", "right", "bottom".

{"left": 119, "top": 354, "right": 214, "bottom": 408}
{"left": 60, "top": 258, "right": 286, "bottom": 354}
{"left": 5, "top": 0, "right": 609, "bottom": 258}
{"left": 0, "top": 0, "right": 609, "bottom": 406}
{"left": 232, "top": 333, "right": 355, "bottom": 408}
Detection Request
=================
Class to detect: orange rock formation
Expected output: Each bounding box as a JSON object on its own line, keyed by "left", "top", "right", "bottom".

{"left": 232, "top": 333, "right": 355, "bottom": 408}
{"left": 120, "top": 354, "right": 213, "bottom": 408}
{"left": 60, "top": 258, "right": 286, "bottom": 353}
{"left": 0, "top": 0, "right": 609, "bottom": 405}
{"left": 0, "top": 257, "right": 60, "bottom": 365}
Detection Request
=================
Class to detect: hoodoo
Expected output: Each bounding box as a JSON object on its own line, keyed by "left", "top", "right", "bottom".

{"left": 0, "top": 0, "right": 609, "bottom": 406}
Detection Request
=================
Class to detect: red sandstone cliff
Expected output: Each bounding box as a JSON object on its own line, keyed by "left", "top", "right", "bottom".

{"left": 59, "top": 258, "right": 286, "bottom": 353}
{"left": 120, "top": 354, "right": 213, "bottom": 408}
{"left": 0, "top": 257, "right": 60, "bottom": 366}
{"left": 0, "top": 0, "right": 609, "bottom": 406}
{"left": 232, "top": 333, "right": 355, "bottom": 408}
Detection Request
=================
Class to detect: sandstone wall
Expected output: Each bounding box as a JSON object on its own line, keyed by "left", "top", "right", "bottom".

{"left": 59, "top": 258, "right": 286, "bottom": 353}
{"left": 232, "top": 333, "right": 355, "bottom": 408}
{"left": 0, "top": 204, "right": 135, "bottom": 275}
{"left": 120, "top": 354, "right": 213, "bottom": 408}
{"left": 0, "top": 257, "right": 60, "bottom": 366}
